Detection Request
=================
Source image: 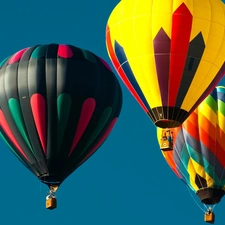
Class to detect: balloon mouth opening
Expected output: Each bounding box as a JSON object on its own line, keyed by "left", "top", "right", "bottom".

{"left": 196, "top": 188, "right": 225, "bottom": 205}
{"left": 154, "top": 120, "right": 181, "bottom": 128}
{"left": 148, "top": 107, "right": 189, "bottom": 128}
{"left": 39, "top": 174, "right": 61, "bottom": 186}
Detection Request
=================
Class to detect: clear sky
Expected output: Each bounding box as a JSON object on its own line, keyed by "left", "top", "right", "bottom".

{"left": 0, "top": 0, "right": 225, "bottom": 225}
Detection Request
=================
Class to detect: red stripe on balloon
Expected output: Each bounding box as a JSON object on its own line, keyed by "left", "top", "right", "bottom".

{"left": 215, "top": 125, "right": 225, "bottom": 167}
{"left": 30, "top": 94, "right": 46, "bottom": 154}
{"left": 199, "top": 124, "right": 225, "bottom": 167}
{"left": 183, "top": 113, "right": 225, "bottom": 167}
{"left": 106, "top": 26, "right": 148, "bottom": 113}
{"left": 182, "top": 112, "right": 200, "bottom": 140}
{"left": 57, "top": 44, "right": 73, "bottom": 58}
{"left": 163, "top": 151, "right": 181, "bottom": 178}
{"left": 198, "top": 119, "right": 225, "bottom": 167}
{"left": 0, "top": 110, "right": 29, "bottom": 161}
{"left": 77, "top": 117, "right": 118, "bottom": 167}
{"left": 8, "top": 48, "right": 28, "bottom": 64}
{"left": 98, "top": 56, "right": 113, "bottom": 71}
{"left": 68, "top": 98, "right": 96, "bottom": 156}
{"left": 168, "top": 3, "right": 192, "bottom": 106}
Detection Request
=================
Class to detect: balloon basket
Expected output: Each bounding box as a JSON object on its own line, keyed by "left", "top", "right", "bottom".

{"left": 160, "top": 140, "right": 173, "bottom": 151}
{"left": 46, "top": 197, "right": 57, "bottom": 210}
{"left": 204, "top": 212, "right": 215, "bottom": 224}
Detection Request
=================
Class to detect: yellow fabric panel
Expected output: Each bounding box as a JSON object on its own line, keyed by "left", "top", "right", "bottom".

{"left": 125, "top": 0, "right": 152, "bottom": 15}
{"left": 198, "top": 101, "right": 217, "bottom": 125}
{"left": 188, "top": 159, "right": 214, "bottom": 191}
{"left": 156, "top": 127, "right": 163, "bottom": 144}
{"left": 193, "top": 61, "right": 212, "bottom": 77}
{"left": 181, "top": 0, "right": 225, "bottom": 111}
{"left": 151, "top": 0, "right": 173, "bottom": 39}
{"left": 107, "top": 0, "right": 162, "bottom": 108}
{"left": 190, "top": 2, "right": 211, "bottom": 41}
{"left": 209, "top": 0, "right": 225, "bottom": 19}
{"left": 218, "top": 110, "right": 225, "bottom": 133}
{"left": 197, "top": 108, "right": 216, "bottom": 141}
{"left": 185, "top": 72, "right": 223, "bottom": 111}
{"left": 126, "top": 56, "right": 160, "bottom": 107}
{"left": 190, "top": 73, "right": 205, "bottom": 85}
{"left": 207, "top": 63, "right": 223, "bottom": 79}
{"left": 129, "top": 14, "right": 161, "bottom": 107}
{"left": 186, "top": 96, "right": 199, "bottom": 111}
{"left": 181, "top": 87, "right": 198, "bottom": 110}
{"left": 213, "top": 36, "right": 225, "bottom": 66}
{"left": 188, "top": 159, "right": 199, "bottom": 191}
{"left": 185, "top": 76, "right": 216, "bottom": 110}
{"left": 191, "top": 18, "right": 210, "bottom": 41}
{"left": 204, "top": 48, "right": 222, "bottom": 65}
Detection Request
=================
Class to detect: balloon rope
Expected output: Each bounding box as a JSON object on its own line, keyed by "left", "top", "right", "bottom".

{"left": 172, "top": 139, "right": 208, "bottom": 212}
{"left": 176, "top": 166, "right": 208, "bottom": 211}
{"left": 186, "top": 186, "right": 206, "bottom": 213}
{"left": 212, "top": 204, "right": 216, "bottom": 210}
{"left": 174, "top": 161, "right": 208, "bottom": 212}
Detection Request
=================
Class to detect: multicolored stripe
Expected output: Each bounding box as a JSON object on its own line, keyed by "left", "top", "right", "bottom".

{"left": 157, "top": 86, "right": 225, "bottom": 193}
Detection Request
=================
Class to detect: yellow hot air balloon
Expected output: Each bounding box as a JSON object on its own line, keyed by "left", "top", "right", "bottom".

{"left": 106, "top": 0, "right": 225, "bottom": 128}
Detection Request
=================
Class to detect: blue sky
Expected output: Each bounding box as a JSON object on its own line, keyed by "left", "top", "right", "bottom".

{"left": 1, "top": 0, "right": 225, "bottom": 225}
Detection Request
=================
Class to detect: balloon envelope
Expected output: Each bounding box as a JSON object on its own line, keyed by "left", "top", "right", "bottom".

{"left": 106, "top": 0, "right": 225, "bottom": 128}
{"left": 157, "top": 86, "right": 225, "bottom": 205}
{"left": 0, "top": 44, "right": 122, "bottom": 187}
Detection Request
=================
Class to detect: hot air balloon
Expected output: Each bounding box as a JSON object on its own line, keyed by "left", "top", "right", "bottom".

{"left": 0, "top": 44, "right": 122, "bottom": 209}
{"left": 157, "top": 86, "right": 225, "bottom": 223}
{"left": 106, "top": 0, "right": 225, "bottom": 128}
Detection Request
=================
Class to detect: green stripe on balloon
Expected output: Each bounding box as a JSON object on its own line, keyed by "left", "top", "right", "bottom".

{"left": 179, "top": 144, "right": 190, "bottom": 182}
{"left": 180, "top": 144, "right": 190, "bottom": 169}
{"left": 0, "top": 132, "right": 27, "bottom": 166}
{"left": 0, "top": 56, "right": 10, "bottom": 67}
{"left": 79, "top": 107, "right": 112, "bottom": 156}
{"left": 80, "top": 49, "right": 96, "bottom": 63}
{"left": 205, "top": 95, "right": 217, "bottom": 113}
{"left": 57, "top": 93, "right": 72, "bottom": 151}
{"left": 188, "top": 145, "right": 221, "bottom": 184}
{"left": 218, "top": 100, "right": 225, "bottom": 116}
{"left": 8, "top": 98, "right": 34, "bottom": 154}
{"left": 217, "top": 178, "right": 225, "bottom": 188}
{"left": 31, "top": 45, "right": 47, "bottom": 58}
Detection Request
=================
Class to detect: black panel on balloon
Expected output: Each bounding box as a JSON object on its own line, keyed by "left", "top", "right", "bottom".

{"left": 148, "top": 106, "right": 189, "bottom": 128}
{"left": 195, "top": 173, "right": 207, "bottom": 189}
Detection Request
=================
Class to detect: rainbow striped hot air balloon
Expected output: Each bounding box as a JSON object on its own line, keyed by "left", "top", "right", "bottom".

{"left": 157, "top": 86, "right": 225, "bottom": 222}
{"left": 106, "top": 0, "right": 225, "bottom": 128}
